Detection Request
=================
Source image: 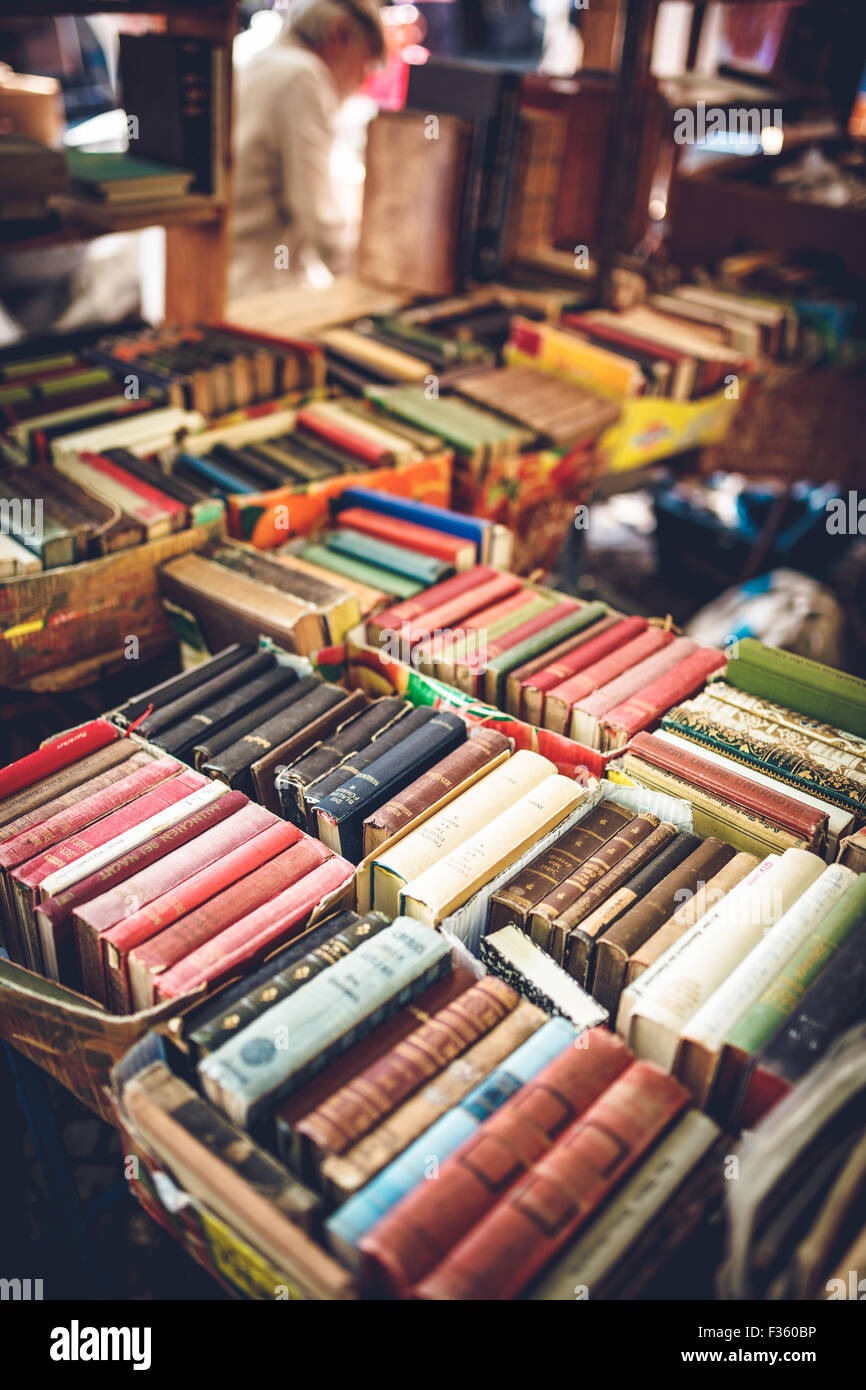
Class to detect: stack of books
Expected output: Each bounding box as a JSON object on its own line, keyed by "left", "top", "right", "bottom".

{"left": 0, "top": 717, "right": 354, "bottom": 1011}
{"left": 64, "top": 151, "right": 194, "bottom": 206}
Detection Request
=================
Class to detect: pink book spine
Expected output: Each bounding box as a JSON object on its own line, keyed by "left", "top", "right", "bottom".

{"left": 603, "top": 646, "right": 727, "bottom": 743}
{"left": 0, "top": 719, "right": 119, "bottom": 801}
{"left": 462, "top": 598, "right": 580, "bottom": 672}
{"left": 523, "top": 616, "right": 648, "bottom": 697}
{"left": 378, "top": 566, "right": 499, "bottom": 629}
{"left": 575, "top": 636, "right": 698, "bottom": 721}
{"left": 15, "top": 759, "right": 190, "bottom": 889}
{"left": 547, "top": 628, "right": 674, "bottom": 707}
{"left": 104, "top": 818, "right": 303, "bottom": 958}
{"left": 407, "top": 574, "right": 523, "bottom": 646}
{"left": 79, "top": 796, "right": 274, "bottom": 934}
{"left": 0, "top": 754, "right": 177, "bottom": 871}
{"left": 79, "top": 450, "right": 185, "bottom": 524}
{"left": 156, "top": 855, "right": 355, "bottom": 1000}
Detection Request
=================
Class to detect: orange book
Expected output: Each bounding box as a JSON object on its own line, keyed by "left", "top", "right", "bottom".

{"left": 336, "top": 507, "right": 476, "bottom": 571}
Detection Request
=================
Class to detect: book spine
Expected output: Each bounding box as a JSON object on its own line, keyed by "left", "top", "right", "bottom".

{"left": 600, "top": 647, "right": 729, "bottom": 749}
{"left": 319, "top": 1000, "right": 548, "bottom": 1206}
{"left": 354, "top": 1026, "right": 632, "bottom": 1296}
{"left": 0, "top": 718, "right": 118, "bottom": 802}
{"left": 370, "top": 565, "right": 498, "bottom": 632}
{"left": 297, "top": 976, "right": 520, "bottom": 1162}
{"left": 197, "top": 917, "right": 450, "bottom": 1125}
{"left": 525, "top": 615, "right": 647, "bottom": 697}
{"left": 131, "top": 837, "right": 332, "bottom": 1003}
{"left": 544, "top": 629, "right": 674, "bottom": 734}
{"left": 726, "top": 638, "right": 866, "bottom": 740}
{"left": 414, "top": 1061, "right": 689, "bottom": 1300}
{"left": 157, "top": 854, "right": 356, "bottom": 1005}
{"left": 337, "top": 508, "right": 466, "bottom": 565}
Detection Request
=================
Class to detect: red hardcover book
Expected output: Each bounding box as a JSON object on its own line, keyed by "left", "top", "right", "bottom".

{"left": 0, "top": 719, "right": 119, "bottom": 803}
{"left": 417, "top": 590, "right": 537, "bottom": 667}
{"left": 75, "top": 796, "right": 273, "bottom": 1003}
{"left": 0, "top": 752, "right": 167, "bottom": 875}
{"left": 30, "top": 777, "right": 224, "bottom": 988}
{"left": 359, "top": 1027, "right": 633, "bottom": 1298}
{"left": 543, "top": 628, "right": 674, "bottom": 734}
{"left": 155, "top": 854, "right": 355, "bottom": 1002}
{"left": 100, "top": 813, "right": 297, "bottom": 1012}
{"left": 296, "top": 408, "right": 387, "bottom": 466}
{"left": 415, "top": 1060, "right": 689, "bottom": 1300}
{"left": 600, "top": 646, "right": 727, "bottom": 750}
{"left": 522, "top": 616, "right": 647, "bottom": 703}
{"left": 336, "top": 507, "right": 474, "bottom": 569}
{"left": 369, "top": 566, "right": 498, "bottom": 635}
{"left": 127, "top": 835, "right": 330, "bottom": 1010}
{"left": 407, "top": 573, "right": 523, "bottom": 647}
{"left": 0, "top": 743, "right": 143, "bottom": 842}
{"left": 626, "top": 732, "right": 828, "bottom": 846}
{"left": 80, "top": 451, "right": 187, "bottom": 529}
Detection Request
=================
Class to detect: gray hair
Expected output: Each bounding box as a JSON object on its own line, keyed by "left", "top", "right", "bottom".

{"left": 285, "top": 0, "right": 385, "bottom": 60}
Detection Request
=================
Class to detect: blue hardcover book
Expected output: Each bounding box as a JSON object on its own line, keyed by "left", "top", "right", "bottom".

{"left": 324, "top": 1015, "right": 576, "bottom": 1255}
{"left": 335, "top": 486, "right": 492, "bottom": 556}
{"left": 324, "top": 528, "right": 452, "bottom": 586}
{"left": 176, "top": 450, "right": 257, "bottom": 495}
{"left": 313, "top": 710, "right": 467, "bottom": 862}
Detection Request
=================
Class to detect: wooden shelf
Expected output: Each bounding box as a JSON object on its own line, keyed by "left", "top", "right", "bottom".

{"left": 0, "top": 196, "right": 224, "bottom": 255}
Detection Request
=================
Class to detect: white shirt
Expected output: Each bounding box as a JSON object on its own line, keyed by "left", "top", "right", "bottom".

{"left": 230, "top": 35, "right": 351, "bottom": 299}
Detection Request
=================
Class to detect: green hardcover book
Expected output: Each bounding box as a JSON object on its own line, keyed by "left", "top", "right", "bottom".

{"left": 431, "top": 595, "right": 553, "bottom": 686}
{"left": 325, "top": 528, "right": 451, "bottom": 586}
{"left": 712, "top": 874, "right": 866, "bottom": 1121}
{"left": 724, "top": 638, "right": 866, "bottom": 740}
{"left": 299, "top": 543, "right": 422, "bottom": 601}
{"left": 483, "top": 601, "right": 609, "bottom": 707}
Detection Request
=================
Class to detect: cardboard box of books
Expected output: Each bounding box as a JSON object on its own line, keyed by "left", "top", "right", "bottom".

{"left": 0, "top": 521, "right": 221, "bottom": 691}
{"left": 176, "top": 405, "right": 454, "bottom": 551}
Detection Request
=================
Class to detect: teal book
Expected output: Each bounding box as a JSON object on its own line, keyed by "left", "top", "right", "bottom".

{"left": 299, "top": 543, "right": 422, "bottom": 600}
{"left": 725, "top": 638, "right": 866, "bottom": 740}
{"left": 324, "top": 1016, "right": 576, "bottom": 1257}
{"left": 325, "top": 528, "right": 451, "bottom": 586}
{"left": 198, "top": 919, "right": 452, "bottom": 1130}
{"left": 483, "top": 600, "right": 608, "bottom": 707}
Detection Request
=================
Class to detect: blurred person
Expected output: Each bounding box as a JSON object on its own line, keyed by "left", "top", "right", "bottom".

{"left": 230, "top": 0, "right": 385, "bottom": 299}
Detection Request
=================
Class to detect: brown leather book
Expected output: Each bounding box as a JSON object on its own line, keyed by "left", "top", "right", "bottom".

{"left": 627, "top": 852, "right": 760, "bottom": 986}
{"left": 529, "top": 810, "right": 657, "bottom": 964}
{"left": 295, "top": 976, "right": 519, "bottom": 1173}
{"left": 563, "top": 821, "right": 677, "bottom": 983}
{"left": 361, "top": 726, "right": 511, "bottom": 856}
{"left": 275, "top": 966, "right": 478, "bottom": 1177}
{"left": 359, "top": 109, "right": 470, "bottom": 298}
{"left": 251, "top": 689, "right": 367, "bottom": 815}
{"left": 490, "top": 799, "right": 634, "bottom": 940}
{"left": 590, "top": 836, "right": 736, "bottom": 1016}
{"left": 319, "top": 999, "right": 547, "bottom": 1205}
{"left": 159, "top": 552, "right": 327, "bottom": 656}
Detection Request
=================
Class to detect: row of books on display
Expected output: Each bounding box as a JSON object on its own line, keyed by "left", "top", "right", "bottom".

{"left": 2, "top": 621, "right": 865, "bottom": 1297}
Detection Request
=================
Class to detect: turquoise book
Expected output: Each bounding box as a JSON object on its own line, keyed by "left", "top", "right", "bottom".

{"left": 198, "top": 919, "right": 451, "bottom": 1131}
{"left": 325, "top": 528, "right": 451, "bottom": 586}
{"left": 324, "top": 1015, "right": 576, "bottom": 1255}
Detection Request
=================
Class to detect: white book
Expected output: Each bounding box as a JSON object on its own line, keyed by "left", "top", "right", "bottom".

{"left": 652, "top": 727, "right": 854, "bottom": 853}
{"left": 372, "top": 749, "right": 555, "bottom": 919}
{"left": 38, "top": 781, "right": 229, "bottom": 898}
{"left": 8, "top": 394, "right": 133, "bottom": 447}
{"left": 53, "top": 455, "right": 173, "bottom": 537}
{"left": 675, "top": 862, "right": 857, "bottom": 1103}
{"left": 400, "top": 773, "right": 584, "bottom": 926}
{"left": 480, "top": 924, "right": 607, "bottom": 1030}
{"left": 616, "top": 847, "right": 825, "bottom": 1070}
{"left": 0, "top": 530, "right": 42, "bottom": 576}
{"left": 529, "top": 1110, "right": 720, "bottom": 1299}
{"left": 50, "top": 407, "right": 204, "bottom": 464}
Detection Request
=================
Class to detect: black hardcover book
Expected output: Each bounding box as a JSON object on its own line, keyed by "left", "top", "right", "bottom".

{"left": 276, "top": 696, "right": 411, "bottom": 825}
{"left": 203, "top": 677, "right": 345, "bottom": 793}
{"left": 191, "top": 681, "right": 308, "bottom": 769}
{"left": 109, "top": 643, "right": 253, "bottom": 728}
{"left": 103, "top": 447, "right": 211, "bottom": 506}
{"left": 245, "top": 439, "right": 335, "bottom": 484}
{"left": 134, "top": 650, "right": 275, "bottom": 740}
{"left": 188, "top": 910, "right": 390, "bottom": 1056}
{"left": 314, "top": 710, "right": 466, "bottom": 861}
{"left": 119, "top": 33, "right": 215, "bottom": 194}
{"left": 301, "top": 702, "right": 433, "bottom": 829}
{"left": 209, "top": 443, "right": 289, "bottom": 491}
{"left": 153, "top": 663, "right": 299, "bottom": 759}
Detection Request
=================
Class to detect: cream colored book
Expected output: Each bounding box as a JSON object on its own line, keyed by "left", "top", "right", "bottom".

{"left": 301, "top": 401, "right": 416, "bottom": 458}
{"left": 319, "top": 326, "right": 430, "bottom": 382}
{"left": 399, "top": 773, "right": 584, "bottom": 926}
{"left": 652, "top": 728, "right": 854, "bottom": 854}
{"left": 0, "top": 531, "right": 42, "bottom": 576}
{"left": 675, "top": 862, "right": 857, "bottom": 1104}
{"left": 627, "top": 852, "right": 759, "bottom": 985}
{"left": 529, "top": 1110, "right": 720, "bottom": 1300}
{"left": 616, "top": 848, "right": 825, "bottom": 1070}
{"left": 372, "top": 749, "right": 556, "bottom": 919}
{"left": 479, "top": 924, "right": 607, "bottom": 1030}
